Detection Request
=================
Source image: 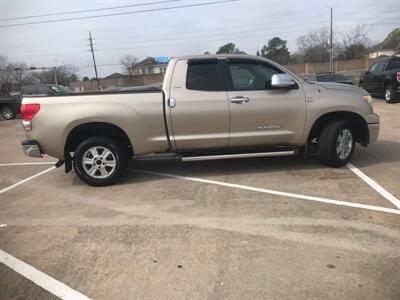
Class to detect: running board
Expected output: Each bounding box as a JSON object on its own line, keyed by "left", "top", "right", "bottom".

{"left": 181, "top": 150, "right": 296, "bottom": 162}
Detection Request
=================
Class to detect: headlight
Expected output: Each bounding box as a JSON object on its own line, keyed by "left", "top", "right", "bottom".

{"left": 362, "top": 95, "right": 372, "bottom": 104}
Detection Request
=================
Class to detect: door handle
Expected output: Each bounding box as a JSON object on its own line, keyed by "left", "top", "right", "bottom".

{"left": 168, "top": 97, "right": 176, "bottom": 108}
{"left": 230, "top": 96, "right": 250, "bottom": 104}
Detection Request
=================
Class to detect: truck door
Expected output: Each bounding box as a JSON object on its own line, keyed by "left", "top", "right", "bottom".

{"left": 367, "top": 59, "right": 387, "bottom": 93}
{"left": 223, "top": 58, "right": 306, "bottom": 148}
{"left": 362, "top": 62, "right": 377, "bottom": 92}
{"left": 168, "top": 59, "right": 230, "bottom": 151}
{"left": 373, "top": 59, "right": 389, "bottom": 93}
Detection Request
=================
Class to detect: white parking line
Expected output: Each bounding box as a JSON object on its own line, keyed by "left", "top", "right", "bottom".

{"left": 0, "top": 249, "right": 91, "bottom": 300}
{"left": 0, "top": 162, "right": 56, "bottom": 167}
{"left": 347, "top": 163, "right": 400, "bottom": 209}
{"left": 0, "top": 166, "right": 56, "bottom": 195}
{"left": 131, "top": 169, "right": 400, "bottom": 216}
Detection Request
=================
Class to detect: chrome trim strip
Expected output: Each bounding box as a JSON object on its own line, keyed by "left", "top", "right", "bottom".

{"left": 181, "top": 151, "right": 295, "bottom": 162}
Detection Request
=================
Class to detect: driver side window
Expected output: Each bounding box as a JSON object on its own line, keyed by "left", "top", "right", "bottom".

{"left": 228, "top": 62, "right": 281, "bottom": 91}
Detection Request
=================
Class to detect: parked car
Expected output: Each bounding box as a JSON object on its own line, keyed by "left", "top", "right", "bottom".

{"left": 0, "top": 85, "right": 71, "bottom": 120}
{"left": 21, "top": 84, "right": 72, "bottom": 96}
{"left": 21, "top": 55, "right": 379, "bottom": 186}
{"left": 359, "top": 55, "right": 400, "bottom": 103}
{"left": 308, "top": 72, "right": 353, "bottom": 85}
{"left": 0, "top": 95, "right": 21, "bottom": 120}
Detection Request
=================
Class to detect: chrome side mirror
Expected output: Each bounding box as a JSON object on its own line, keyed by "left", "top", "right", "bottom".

{"left": 271, "top": 74, "right": 296, "bottom": 88}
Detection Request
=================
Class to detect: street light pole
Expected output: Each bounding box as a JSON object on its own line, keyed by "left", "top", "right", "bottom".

{"left": 52, "top": 67, "right": 58, "bottom": 85}
{"left": 330, "top": 7, "right": 333, "bottom": 72}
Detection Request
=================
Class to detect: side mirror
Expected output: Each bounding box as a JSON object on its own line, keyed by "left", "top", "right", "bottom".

{"left": 271, "top": 74, "right": 296, "bottom": 88}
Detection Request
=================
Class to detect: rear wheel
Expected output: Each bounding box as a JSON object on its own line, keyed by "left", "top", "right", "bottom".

{"left": 1, "top": 105, "right": 15, "bottom": 120}
{"left": 384, "top": 85, "right": 395, "bottom": 103}
{"left": 73, "top": 137, "right": 128, "bottom": 186}
{"left": 319, "top": 121, "right": 355, "bottom": 167}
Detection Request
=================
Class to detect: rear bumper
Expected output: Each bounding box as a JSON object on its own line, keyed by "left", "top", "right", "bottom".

{"left": 22, "top": 140, "right": 43, "bottom": 158}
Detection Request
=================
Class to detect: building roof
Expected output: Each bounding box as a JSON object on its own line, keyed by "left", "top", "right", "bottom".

{"left": 103, "top": 72, "right": 126, "bottom": 80}
{"left": 134, "top": 57, "right": 168, "bottom": 68}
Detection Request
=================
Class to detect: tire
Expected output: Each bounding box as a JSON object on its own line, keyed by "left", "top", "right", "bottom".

{"left": 73, "top": 137, "right": 128, "bottom": 186}
{"left": 1, "top": 105, "right": 15, "bottom": 120}
{"left": 319, "top": 120, "right": 355, "bottom": 167}
{"left": 384, "top": 85, "right": 395, "bottom": 103}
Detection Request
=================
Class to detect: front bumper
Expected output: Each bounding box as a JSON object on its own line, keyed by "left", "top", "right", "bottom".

{"left": 363, "top": 113, "right": 379, "bottom": 144}
{"left": 368, "top": 123, "right": 379, "bottom": 144}
{"left": 22, "top": 140, "right": 43, "bottom": 158}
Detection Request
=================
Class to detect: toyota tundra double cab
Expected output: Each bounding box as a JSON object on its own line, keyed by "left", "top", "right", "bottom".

{"left": 21, "top": 55, "right": 379, "bottom": 186}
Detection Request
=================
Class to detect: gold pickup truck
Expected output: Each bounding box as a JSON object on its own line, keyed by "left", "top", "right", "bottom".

{"left": 21, "top": 55, "right": 379, "bottom": 186}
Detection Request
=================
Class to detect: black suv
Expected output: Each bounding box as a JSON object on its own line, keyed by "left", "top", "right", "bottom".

{"left": 360, "top": 55, "right": 400, "bottom": 103}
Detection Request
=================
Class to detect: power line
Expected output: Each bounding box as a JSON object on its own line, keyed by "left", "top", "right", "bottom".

{"left": 0, "top": 0, "right": 184, "bottom": 22}
{"left": 3, "top": 10, "right": 398, "bottom": 52}
{"left": 0, "top": 0, "right": 239, "bottom": 28}
{"left": 5, "top": 21, "right": 397, "bottom": 59}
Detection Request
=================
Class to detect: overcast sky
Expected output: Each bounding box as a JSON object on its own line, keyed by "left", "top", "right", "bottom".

{"left": 0, "top": 0, "right": 398, "bottom": 78}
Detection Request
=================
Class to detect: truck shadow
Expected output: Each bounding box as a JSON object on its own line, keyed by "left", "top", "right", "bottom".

{"left": 116, "top": 139, "right": 400, "bottom": 186}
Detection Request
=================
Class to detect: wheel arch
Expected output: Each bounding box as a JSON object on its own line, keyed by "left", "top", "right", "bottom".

{"left": 308, "top": 111, "right": 369, "bottom": 147}
{"left": 65, "top": 122, "right": 134, "bottom": 158}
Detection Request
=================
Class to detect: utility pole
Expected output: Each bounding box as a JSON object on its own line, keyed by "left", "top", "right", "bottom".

{"left": 330, "top": 7, "right": 333, "bottom": 72}
{"left": 88, "top": 31, "right": 101, "bottom": 89}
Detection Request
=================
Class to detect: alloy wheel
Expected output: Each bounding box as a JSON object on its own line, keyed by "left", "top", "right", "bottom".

{"left": 2, "top": 107, "right": 14, "bottom": 120}
{"left": 336, "top": 128, "right": 353, "bottom": 160}
{"left": 82, "top": 146, "right": 117, "bottom": 179}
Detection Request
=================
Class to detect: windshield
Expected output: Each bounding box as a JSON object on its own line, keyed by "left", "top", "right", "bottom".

{"left": 316, "top": 74, "right": 347, "bottom": 82}
{"left": 50, "top": 85, "right": 71, "bottom": 93}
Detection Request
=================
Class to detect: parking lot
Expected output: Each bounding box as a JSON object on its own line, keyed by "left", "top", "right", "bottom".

{"left": 0, "top": 99, "right": 399, "bottom": 300}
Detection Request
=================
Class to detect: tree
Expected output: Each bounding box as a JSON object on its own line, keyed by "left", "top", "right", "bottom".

{"left": 32, "top": 65, "right": 79, "bottom": 86}
{"left": 11, "top": 63, "right": 33, "bottom": 86}
{"left": 338, "top": 25, "right": 371, "bottom": 59}
{"left": 120, "top": 55, "right": 138, "bottom": 77}
{"left": 82, "top": 76, "right": 90, "bottom": 81}
{"left": 260, "top": 37, "right": 290, "bottom": 65}
{"left": 0, "top": 55, "right": 14, "bottom": 95}
{"left": 297, "top": 29, "right": 338, "bottom": 62}
{"left": 216, "top": 43, "right": 246, "bottom": 54}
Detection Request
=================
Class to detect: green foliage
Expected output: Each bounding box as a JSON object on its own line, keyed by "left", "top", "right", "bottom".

{"left": 216, "top": 43, "right": 246, "bottom": 54}
{"left": 260, "top": 37, "right": 290, "bottom": 65}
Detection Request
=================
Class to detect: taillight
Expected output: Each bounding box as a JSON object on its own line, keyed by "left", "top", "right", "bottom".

{"left": 397, "top": 72, "right": 400, "bottom": 83}
{"left": 21, "top": 103, "right": 40, "bottom": 121}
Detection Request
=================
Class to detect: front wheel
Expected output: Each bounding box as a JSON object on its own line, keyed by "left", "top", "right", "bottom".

{"left": 73, "top": 137, "right": 128, "bottom": 186}
{"left": 319, "top": 121, "right": 355, "bottom": 167}
{"left": 1, "top": 105, "right": 15, "bottom": 120}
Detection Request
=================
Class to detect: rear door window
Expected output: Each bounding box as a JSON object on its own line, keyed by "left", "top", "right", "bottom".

{"left": 22, "top": 86, "right": 37, "bottom": 95}
{"left": 186, "top": 61, "right": 221, "bottom": 91}
{"left": 386, "top": 58, "right": 400, "bottom": 70}
{"left": 38, "top": 86, "right": 51, "bottom": 94}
